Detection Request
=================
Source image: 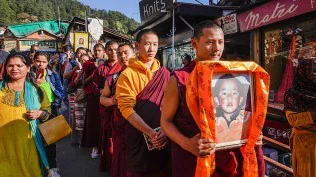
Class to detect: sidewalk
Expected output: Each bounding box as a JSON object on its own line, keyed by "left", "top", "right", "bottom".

{"left": 56, "top": 138, "right": 109, "bottom": 177}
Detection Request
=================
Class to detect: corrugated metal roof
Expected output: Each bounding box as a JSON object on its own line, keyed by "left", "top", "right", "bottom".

{"left": 7, "top": 20, "right": 69, "bottom": 38}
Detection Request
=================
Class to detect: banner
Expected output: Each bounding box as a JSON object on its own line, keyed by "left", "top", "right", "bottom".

{"left": 139, "top": 0, "right": 174, "bottom": 24}
{"left": 4, "top": 40, "right": 17, "bottom": 52}
{"left": 238, "top": 0, "right": 316, "bottom": 32}
{"left": 19, "top": 40, "right": 57, "bottom": 52}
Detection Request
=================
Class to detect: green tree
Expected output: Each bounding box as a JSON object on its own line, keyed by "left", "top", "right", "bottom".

{"left": 0, "top": 0, "right": 16, "bottom": 26}
{"left": 1, "top": 0, "right": 140, "bottom": 34}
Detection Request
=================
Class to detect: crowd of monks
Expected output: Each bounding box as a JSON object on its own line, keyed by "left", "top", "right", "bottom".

{"left": 80, "top": 20, "right": 314, "bottom": 177}
{"left": 82, "top": 20, "right": 264, "bottom": 177}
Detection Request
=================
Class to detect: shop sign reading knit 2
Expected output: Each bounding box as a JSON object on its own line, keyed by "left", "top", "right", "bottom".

{"left": 238, "top": 0, "right": 316, "bottom": 32}
{"left": 139, "top": 0, "right": 174, "bottom": 23}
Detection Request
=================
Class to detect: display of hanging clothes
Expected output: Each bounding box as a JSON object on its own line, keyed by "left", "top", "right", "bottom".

{"left": 275, "top": 31, "right": 299, "bottom": 103}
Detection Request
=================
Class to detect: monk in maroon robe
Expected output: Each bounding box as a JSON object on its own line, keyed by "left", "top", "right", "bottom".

{"left": 116, "top": 29, "right": 170, "bottom": 177}
{"left": 161, "top": 21, "right": 265, "bottom": 177}
{"left": 82, "top": 42, "right": 120, "bottom": 166}
{"left": 97, "top": 41, "right": 121, "bottom": 172}
{"left": 98, "top": 61, "right": 122, "bottom": 172}
{"left": 81, "top": 51, "right": 97, "bottom": 148}
{"left": 99, "top": 43, "right": 135, "bottom": 177}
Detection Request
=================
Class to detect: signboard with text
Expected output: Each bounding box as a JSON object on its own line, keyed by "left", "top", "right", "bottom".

{"left": 215, "top": 13, "right": 238, "bottom": 35}
{"left": 4, "top": 40, "right": 17, "bottom": 52}
{"left": 238, "top": 0, "right": 316, "bottom": 32}
{"left": 139, "top": 0, "right": 174, "bottom": 24}
{"left": 19, "top": 40, "right": 57, "bottom": 52}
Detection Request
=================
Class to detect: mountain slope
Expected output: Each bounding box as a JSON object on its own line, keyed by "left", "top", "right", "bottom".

{"left": 0, "top": 0, "right": 139, "bottom": 34}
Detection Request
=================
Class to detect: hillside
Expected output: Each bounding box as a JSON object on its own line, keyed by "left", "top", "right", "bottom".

{"left": 0, "top": 0, "right": 140, "bottom": 34}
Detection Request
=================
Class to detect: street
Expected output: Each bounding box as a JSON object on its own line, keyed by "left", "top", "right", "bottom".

{"left": 56, "top": 138, "right": 109, "bottom": 177}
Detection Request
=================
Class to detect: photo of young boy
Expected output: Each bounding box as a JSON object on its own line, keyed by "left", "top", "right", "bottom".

{"left": 212, "top": 73, "right": 252, "bottom": 149}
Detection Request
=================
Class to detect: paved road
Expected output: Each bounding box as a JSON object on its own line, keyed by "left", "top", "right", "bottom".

{"left": 56, "top": 138, "right": 109, "bottom": 177}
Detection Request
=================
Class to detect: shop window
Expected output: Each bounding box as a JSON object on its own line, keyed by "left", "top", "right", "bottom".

{"left": 222, "top": 33, "right": 250, "bottom": 61}
{"left": 162, "top": 43, "right": 195, "bottom": 71}
{"left": 263, "top": 17, "right": 316, "bottom": 107}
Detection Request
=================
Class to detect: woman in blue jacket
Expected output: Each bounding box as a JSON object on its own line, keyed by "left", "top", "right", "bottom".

{"left": 33, "top": 52, "right": 64, "bottom": 177}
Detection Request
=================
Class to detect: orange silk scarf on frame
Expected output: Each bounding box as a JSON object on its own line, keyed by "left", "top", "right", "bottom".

{"left": 186, "top": 61, "right": 270, "bottom": 177}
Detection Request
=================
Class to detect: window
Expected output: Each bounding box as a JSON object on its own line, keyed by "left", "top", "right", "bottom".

{"left": 263, "top": 14, "right": 316, "bottom": 104}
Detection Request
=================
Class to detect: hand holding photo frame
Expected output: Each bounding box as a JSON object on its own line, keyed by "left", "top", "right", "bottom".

{"left": 186, "top": 61, "right": 270, "bottom": 151}
{"left": 186, "top": 61, "right": 270, "bottom": 177}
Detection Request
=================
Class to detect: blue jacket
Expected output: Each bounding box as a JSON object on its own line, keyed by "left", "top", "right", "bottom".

{"left": 46, "top": 69, "right": 64, "bottom": 107}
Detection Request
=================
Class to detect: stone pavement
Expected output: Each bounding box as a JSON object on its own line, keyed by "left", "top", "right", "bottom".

{"left": 56, "top": 138, "right": 109, "bottom": 177}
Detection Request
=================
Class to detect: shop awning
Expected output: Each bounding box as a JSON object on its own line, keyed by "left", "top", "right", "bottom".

{"left": 7, "top": 20, "right": 69, "bottom": 38}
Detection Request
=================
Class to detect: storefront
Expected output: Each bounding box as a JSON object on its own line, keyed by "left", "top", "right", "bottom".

{"left": 237, "top": 0, "right": 316, "bottom": 175}
{"left": 238, "top": 0, "right": 316, "bottom": 107}
{"left": 1, "top": 20, "right": 68, "bottom": 53}
{"left": 134, "top": 1, "right": 238, "bottom": 70}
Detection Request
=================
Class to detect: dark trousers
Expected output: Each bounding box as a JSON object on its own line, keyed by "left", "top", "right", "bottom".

{"left": 45, "top": 143, "right": 57, "bottom": 168}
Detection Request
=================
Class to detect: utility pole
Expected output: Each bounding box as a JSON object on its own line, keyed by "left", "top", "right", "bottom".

{"left": 209, "top": 0, "right": 219, "bottom": 5}
{"left": 58, "top": 6, "right": 61, "bottom": 30}
{"left": 85, "top": 8, "right": 88, "bottom": 32}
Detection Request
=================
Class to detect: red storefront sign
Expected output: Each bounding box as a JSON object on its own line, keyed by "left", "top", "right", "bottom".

{"left": 238, "top": 0, "right": 316, "bottom": 32}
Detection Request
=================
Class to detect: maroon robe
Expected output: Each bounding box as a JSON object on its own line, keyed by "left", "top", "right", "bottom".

{"left": 82, "top": 60, "right": 121, "bottom": 149}
{"left": 108, "top": 70, "right": 129, "bottom": 177}
{"left": 112, "top": 107, "right": 129, "bottom": 177}
{"left": 81, "top": 59, "right": 97, "bottom": 147}
{"left": 125, "top": 67, "right": 170, "bottom": 177}
{"left": 82, "top": 59, "right": 96, "bottom": 94}
{"left": 99, "top": 65, "right": 122, "bottom": 172}
{"left": 172, "top": 60, "right": 265, "bottom": 177}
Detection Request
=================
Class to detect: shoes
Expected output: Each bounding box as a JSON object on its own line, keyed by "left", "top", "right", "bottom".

{"left": 91, "top": 147, "right": 100, "bottom": 159}
{"left": 47, "top": 168, "right": 61, "bottom": 177}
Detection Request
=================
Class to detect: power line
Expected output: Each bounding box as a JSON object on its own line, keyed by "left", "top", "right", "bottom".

{"left": 194, "top": 0, "right": 204, "bottom": 5}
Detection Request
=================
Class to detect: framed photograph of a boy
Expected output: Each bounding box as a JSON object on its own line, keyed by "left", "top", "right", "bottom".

{"left": 212, "top": 72, "right": 254, "bottom": 150}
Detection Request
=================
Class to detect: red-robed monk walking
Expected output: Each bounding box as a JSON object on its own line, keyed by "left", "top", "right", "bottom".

{"left": 116, "top": 29, "right": 170, "bottom": 177}
{"left": 97, "top": 41, "right": 122, "bottom": 172}
{"left": 160, "top": 21, "right": 266, "bottom": 177}
{"left": 100, "top": 43, "right": 135, "bottom": 177}
{"left": 81, "top": 43, "right": 102, "bottom": 151}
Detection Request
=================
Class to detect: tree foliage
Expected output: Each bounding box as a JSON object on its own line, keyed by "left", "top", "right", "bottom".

{"left": 0, "top": 0, "right": 140, "bottom": 34}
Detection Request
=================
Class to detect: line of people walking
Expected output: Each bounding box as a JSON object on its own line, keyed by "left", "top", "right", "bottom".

{"left": 0, "top": 20, "right": 268, "bottom": 177}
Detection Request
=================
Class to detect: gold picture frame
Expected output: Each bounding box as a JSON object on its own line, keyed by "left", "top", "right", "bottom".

{"left": 74, "top": 32, "right": 89, "bottom": 51}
